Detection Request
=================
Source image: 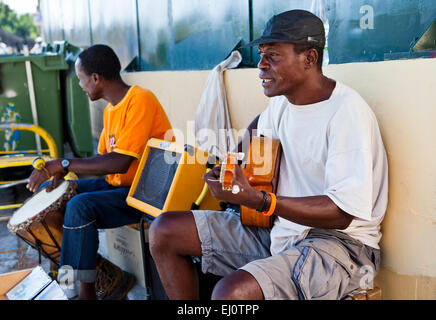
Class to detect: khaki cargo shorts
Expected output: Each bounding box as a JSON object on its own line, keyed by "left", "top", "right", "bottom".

{"left": 192, "top": 209, "right": 380, "bottom": 300}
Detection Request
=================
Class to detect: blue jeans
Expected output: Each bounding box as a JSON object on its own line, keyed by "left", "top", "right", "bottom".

{"left": 42, "top": 178, "right": 150, "bottom": 282}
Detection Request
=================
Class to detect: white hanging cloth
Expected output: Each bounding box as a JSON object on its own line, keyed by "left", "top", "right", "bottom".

{"left": 194, "top": 50, "right": 242, "bottom": 159}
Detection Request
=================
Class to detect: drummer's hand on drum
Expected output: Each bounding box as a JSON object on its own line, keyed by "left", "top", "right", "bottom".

{"left": 27, "top": 167, "right": 50, "bottom": 193}
{"left": 27, "top": 159, "right": 64, "bottom": 193}
{"left": 44, "top": 172, "right": 65, "bottom": 192}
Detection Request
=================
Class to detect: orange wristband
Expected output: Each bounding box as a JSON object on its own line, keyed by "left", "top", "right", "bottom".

{"left": 263, "top": 192, "right": 277, "bottom": 216}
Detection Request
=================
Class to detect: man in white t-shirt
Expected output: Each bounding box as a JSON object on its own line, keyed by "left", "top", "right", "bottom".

{"left": 148, "top": 10, "right": 388, "bottom": 300}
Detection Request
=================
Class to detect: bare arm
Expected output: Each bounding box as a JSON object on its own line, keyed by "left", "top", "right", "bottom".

{"left": 27, "top": 152, "right": 134, "bottom": 192}
{"left": 56, "top": 152, "right": 133, "bottom": 176}
{"left": 204, "top": 164, "right": 354, "bottom": 230}
{"left": 268, "top": 194, "right": 353, "bottom": 230}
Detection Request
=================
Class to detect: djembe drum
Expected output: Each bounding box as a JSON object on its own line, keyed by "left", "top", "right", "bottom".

{"left": 7, "top": 180, "right": 77, "bottom": 265}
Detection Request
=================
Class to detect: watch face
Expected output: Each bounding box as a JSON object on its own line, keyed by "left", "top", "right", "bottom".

{"left": 62, "top": 159, "right": 70, "bottom": 168}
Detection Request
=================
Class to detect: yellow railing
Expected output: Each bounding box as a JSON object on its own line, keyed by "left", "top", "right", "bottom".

{"left": 0, "top": 123, "right": 59, "bottom": 212}
{"left": 0, "top": 123, "right": 58, "bottom": 158}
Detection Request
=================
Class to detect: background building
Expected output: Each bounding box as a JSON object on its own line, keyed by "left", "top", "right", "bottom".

{"left": 39, "top": 0, "right": 436, "bottom": 71}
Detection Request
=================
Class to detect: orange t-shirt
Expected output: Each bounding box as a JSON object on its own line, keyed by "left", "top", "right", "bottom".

{"left": 98, "top": 85, "right": 173, "bottom": 186}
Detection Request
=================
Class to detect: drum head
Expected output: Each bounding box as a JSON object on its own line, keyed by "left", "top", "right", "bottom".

{"left": 9, "top": 181, "right": 70, "bottom": 227}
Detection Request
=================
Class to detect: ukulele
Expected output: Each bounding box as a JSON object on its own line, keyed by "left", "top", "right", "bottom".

{"left": 220, "top": 136, "right": 282, "bottom": 228}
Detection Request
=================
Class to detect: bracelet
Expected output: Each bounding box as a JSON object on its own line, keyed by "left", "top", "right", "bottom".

{"left": 256, "top": 191, "right": 268, "bottom": 212}
{"left": 263, "top": 192, "right": 277, "bottom": 216}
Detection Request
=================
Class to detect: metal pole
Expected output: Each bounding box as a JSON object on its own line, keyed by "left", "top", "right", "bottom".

{"left": 23, "top": 45, "right": 42, "bottom": 154}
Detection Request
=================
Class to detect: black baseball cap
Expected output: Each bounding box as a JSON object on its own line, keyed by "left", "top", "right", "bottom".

{"left": 241, "top": 10, "right": 325, "bottom": 48}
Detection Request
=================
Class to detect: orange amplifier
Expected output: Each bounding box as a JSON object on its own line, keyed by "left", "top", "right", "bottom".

{"left": 127, "top": 138, "right": 221, "bottom": 217}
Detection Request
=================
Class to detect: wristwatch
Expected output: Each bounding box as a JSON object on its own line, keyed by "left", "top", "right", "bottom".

{"left": 61, "top": 159, "right": 70, "bottom": 174}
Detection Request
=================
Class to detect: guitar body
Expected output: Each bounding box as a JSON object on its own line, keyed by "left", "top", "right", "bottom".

{"left": 240, "top": 137, "right": 282, "bottom": 228}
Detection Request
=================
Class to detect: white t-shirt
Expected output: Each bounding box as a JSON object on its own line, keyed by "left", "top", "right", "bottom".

{"left": 257, "top": 82, "right": 388, "bottom": 253}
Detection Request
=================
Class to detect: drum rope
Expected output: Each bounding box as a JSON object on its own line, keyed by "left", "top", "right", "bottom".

{"left": 26, "top": 229, "right": 43, "bottom": 264}
{"left": 41, "top": 219, "right": 62, "bottom": 251}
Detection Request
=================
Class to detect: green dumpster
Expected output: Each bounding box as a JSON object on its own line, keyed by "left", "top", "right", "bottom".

{"left": 0, "top": 41, "right": 94, "bottom": 159}
{"left": 47, "top": 41, "right": 94, "bottom": 158}
{"left": 0, "top": 49, "right": 67, "bottom": 157}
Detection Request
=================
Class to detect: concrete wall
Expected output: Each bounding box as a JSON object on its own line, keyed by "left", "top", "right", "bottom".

{"left": 91, "top": 57, "right": 436, "bottom": 299}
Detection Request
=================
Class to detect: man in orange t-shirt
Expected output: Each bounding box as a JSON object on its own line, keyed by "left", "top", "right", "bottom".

{"left": 97, "top": 85, "right": 173, "bottom": 187}
{"left": 27, "top": 44, "right": 173, "bottom": 300}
